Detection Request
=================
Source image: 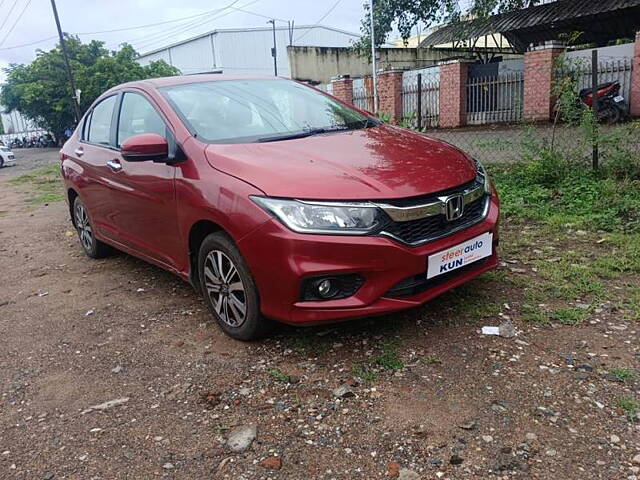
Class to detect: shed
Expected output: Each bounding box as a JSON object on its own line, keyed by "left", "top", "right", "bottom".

{"left": 420, "top": 0, "right": 640, "bottom": 53}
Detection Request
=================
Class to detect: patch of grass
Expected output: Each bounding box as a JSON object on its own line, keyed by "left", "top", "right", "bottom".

{"left": 549, "top": 307, "right": 590, "bottom": 325}
{"left": 421, "top": 355, "right": 442, "bottom": 365}
{"left": 533, "top": 259, "right": 604, "bottom": 301}
{"left": 617, "top": 397, "right": 640, "bottom": 421}
{"left": 9, "top": 164, "right": 64, "bottom": 204}
{"left": 352, "top": 362, "right": 378, "bottom": 383}
{"left": 373, "top": 342, "right": 404, "bottom": 371}
{"left": 609, "top": 367, "right": 638, "bottom": 383}
{"left": 474, "top": 138, "right": 515, "bottom": 152}
{"left": 439, "top": 282, "right": 503, "bottom": 319}
{"left": 521, "top": 304, "right": 549, "bottom": 324}
{"left": 489, "top": 161, "right": 640, "bottom": 233}
{"left": 626, "top": 289, "right": 640, "bottom": 322}
{"left": 268, "top": 368, "right": 293, "bottom": 383}
{"left": 286, "top": 333, "right": 331, "bottom": 353}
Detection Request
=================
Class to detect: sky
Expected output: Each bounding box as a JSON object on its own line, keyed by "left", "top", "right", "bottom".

{"left": 0, "top": 0, "right": 369, "bottom": 83}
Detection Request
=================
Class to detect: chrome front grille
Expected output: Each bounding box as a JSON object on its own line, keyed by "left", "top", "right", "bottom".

{"left": 377, "top": 177, "right": 489, "bottom": 246}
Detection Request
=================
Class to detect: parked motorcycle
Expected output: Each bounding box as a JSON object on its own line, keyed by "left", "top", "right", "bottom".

{"left": 578, "top": 81, "right": 628, "bottom": 124}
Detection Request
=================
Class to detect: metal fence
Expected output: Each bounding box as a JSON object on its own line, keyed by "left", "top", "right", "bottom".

{"left": 353, "top": 87, "right": 375, "bottom": 113}
{"left": 466, "top": 72, "right": 524, "bottom": 125}
{"left": 574, "top": 57, "right": 634, "bottom": 101}
{"left": 401, "top": 73, "right": 440, "bottom": 129}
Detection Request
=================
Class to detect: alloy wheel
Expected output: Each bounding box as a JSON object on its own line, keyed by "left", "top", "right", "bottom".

{"left": 74, "top": 202, "right": 93, "bottom": 251}
{"left": 203, "top": 250, "right": 247, "bottom": 327}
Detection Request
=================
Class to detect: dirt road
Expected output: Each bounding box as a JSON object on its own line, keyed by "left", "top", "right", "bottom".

{"left": 0, "top": 150, "right": 638, "bottom": 479}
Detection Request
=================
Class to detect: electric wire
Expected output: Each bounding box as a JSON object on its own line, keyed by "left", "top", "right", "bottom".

{"left": 0, "top": 0, "right": 21, "bottom": 33}
{"left": 0, "top": 0, "right": 34, "bottom": 48}
{"left": 294, "top": 0, "right": 343, "bottom": 42}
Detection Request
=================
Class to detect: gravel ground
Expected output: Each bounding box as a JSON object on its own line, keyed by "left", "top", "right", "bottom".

{"left": 0, "top": 148, "right": 59, "bottom": 178}
{"left": 0, "top": 150, "right": 639, "bottom": 479}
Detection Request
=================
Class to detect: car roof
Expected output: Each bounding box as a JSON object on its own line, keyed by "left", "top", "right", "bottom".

{"left": 111, "top": 74, "right": 283, "bottom": 91}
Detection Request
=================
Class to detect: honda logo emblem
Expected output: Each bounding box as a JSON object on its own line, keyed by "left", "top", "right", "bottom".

{"left": 444, "top": 194, "right": 465, "bottom": 221}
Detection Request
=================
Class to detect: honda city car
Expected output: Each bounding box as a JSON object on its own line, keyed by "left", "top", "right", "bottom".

{"left": 61, "top": 75, "right": 500, "bottom": 340}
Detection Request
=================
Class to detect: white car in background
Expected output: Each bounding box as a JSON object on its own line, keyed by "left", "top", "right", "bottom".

{"left": 0, "top": 146, "right": 16, "bottom": 168}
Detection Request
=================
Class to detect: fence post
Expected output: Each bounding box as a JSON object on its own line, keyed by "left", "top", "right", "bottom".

{"left": 378, "top": 70, "right": 404, "bottom": 123}
{"left": 416, "top": 73, "right": 422, "bottom": 130}
{"left": 523, "top": 41, "right": 565, "bottom": 122}
{"left": 330, "top": 75, "right": 354, "bottom": 105}
{"left": 439, "top": 60, "right": 469, "bottom": 128}
{"left": 631, "top": 31, "right": 640, "bottom": 118}
{"left": 591, "top": 49, "right": 599, "bottom": 171}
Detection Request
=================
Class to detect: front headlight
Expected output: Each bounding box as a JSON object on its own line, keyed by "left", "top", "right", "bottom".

{"left": 476, "top": 160, "right": 493, "bottom": 194}
{"left": 251, "top": 196, "right": 385, "bottom": 234}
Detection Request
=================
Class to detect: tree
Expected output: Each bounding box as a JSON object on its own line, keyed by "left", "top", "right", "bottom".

{"left": 0, "top": 36, "right": 180, "bottom": 143}
{"left": 353, "top": 0, "right": 542, "bottom": 53}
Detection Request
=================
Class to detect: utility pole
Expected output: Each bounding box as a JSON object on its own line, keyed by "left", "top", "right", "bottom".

{"left": 50, "top": 0, "right": 81, "bottom": 123}
{"left": 267, "top": 19, "right": 277, "bottom": 76}
{"left": 591, "top": 49, "right": 599, "bottom": 171}
{"left": 369, "top": 0, "right": 378, "bottom": 113}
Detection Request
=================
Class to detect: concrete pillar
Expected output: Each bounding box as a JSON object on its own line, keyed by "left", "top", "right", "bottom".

{"left": 378, "top": 70, "right": 404, "bottom": 123}
{"left": 630, "top": 31, "right": 640, "bottom": 118}
{"left": 330, "top": 75, "right": 353, "bottom": 105}
{"left": 523, "top": 42, "right": 565, "bottom": 122}
{"left": 439, "top": 61, "right": 469, "bottom": 128}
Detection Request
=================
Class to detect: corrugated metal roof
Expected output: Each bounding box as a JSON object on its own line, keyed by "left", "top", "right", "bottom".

{"left": 421, "top": 0, "right": 640, "bottom": 51}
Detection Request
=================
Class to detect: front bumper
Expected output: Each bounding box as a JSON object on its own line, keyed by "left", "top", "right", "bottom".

{"left": 238, "top": 192, "right": 500, "bottom": 325}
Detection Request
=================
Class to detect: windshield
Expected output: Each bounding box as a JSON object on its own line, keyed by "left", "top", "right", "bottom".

{"left": 161, "top": 79, "right": 373, "bottom": 144}
{"left": 0, "top": 147, "right": 9, "bottom": 152}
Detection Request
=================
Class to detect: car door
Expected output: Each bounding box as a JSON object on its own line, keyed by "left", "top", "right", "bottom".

{"left": 73, "top": 94, "right": 121, "bottom": 242}
{"left": 106, "top": 90, "right": 180, "bottom": 269}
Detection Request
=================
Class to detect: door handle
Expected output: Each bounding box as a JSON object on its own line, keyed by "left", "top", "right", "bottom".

{"left": 106, "top": 159, "right": 122, "bottom": 172}
{"left": 74, "top": 147, "right": 84, "bottom": 157}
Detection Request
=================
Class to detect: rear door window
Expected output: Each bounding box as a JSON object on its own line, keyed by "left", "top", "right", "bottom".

{"left": 87, "top": 95, "right": 117, "bottom": 146}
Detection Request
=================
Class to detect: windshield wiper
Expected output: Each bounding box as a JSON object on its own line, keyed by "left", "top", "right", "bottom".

{"left": 257, "top": 127, "right": 349, "bottom": 143}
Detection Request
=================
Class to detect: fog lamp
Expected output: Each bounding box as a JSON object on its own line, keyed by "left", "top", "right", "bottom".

{"left": 316, "top": 279, "right": 334, "bottom": 298}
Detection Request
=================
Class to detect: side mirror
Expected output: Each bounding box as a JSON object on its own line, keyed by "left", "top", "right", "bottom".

{"left": 121, "top": 133, "right": 168, "bottom": 162}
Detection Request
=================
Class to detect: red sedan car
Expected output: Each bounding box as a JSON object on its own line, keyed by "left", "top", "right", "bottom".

{"left": 61, "top": 75, "right": 499, "bottom": 340}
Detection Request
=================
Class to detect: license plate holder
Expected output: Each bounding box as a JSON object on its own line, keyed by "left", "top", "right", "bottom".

{"left": 427, "top": 232, "right": 493, "bottom": 279}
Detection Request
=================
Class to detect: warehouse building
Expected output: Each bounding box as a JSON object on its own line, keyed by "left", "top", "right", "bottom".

{"left": 136, "top": 24, "right": 360, "bottom": 78}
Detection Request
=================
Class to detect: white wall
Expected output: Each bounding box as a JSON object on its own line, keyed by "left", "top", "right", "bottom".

{"left": 565, "top": 43, "right": 634, "bottom": 61}
{"left": 137, "top": 26, "right": 360, "bottom": 78}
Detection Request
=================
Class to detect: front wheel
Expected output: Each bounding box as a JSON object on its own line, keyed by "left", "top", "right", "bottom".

{"left": 198, "top": 232, "right": 273, "bottom": 340}
{"left": 73, "top": 197, "right": 112, "bottom": 258}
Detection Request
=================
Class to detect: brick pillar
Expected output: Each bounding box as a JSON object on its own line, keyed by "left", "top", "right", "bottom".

{"left": 378, "top": 70, "right": 404, "bottom": 123}
{"left": 523, "top": 43, "right": 564, "bottom": 122}
{"left": 439, "top": 61, "right": 469, "bottom": 128}
{"left": 331, "top": 75, "right": 353, "bottom": 105}
{"left": 631, "top": 32, "right": 640, "bottom": 118}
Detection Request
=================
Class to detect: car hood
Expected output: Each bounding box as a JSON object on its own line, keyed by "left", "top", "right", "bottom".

{"left": 204, "top": 125, "right": 477, "bottom": 200}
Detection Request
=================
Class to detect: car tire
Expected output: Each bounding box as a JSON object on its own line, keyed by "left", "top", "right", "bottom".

{"left": 198, "top": 232, "right": 273, "bottom": 341}
{"left": 0, "top": 158, "right": 4, "bottom": 168}
{"left": 73, "top": 196, "right": 112, "bottom": 258}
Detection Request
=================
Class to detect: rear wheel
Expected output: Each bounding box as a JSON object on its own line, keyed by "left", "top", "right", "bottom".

{"left": 598, "top": 104, "right": 622, "bottom": 124}
{"left": 73, "top": 197, "right": 112, "bottom": 258}
{"left": 198, "top": 232, "right": 273, "bottom": 340}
